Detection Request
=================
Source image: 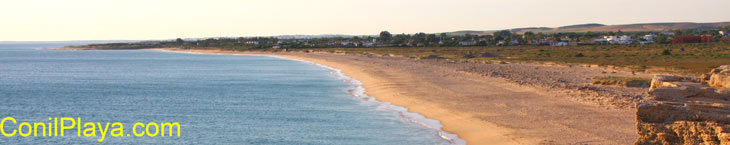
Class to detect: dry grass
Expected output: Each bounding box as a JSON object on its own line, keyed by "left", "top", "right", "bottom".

{"left": 288, "top": 42, "right": 730, "bottom": 75}
{"left": 592, "top": 76, "right": 652, "bottom": 88}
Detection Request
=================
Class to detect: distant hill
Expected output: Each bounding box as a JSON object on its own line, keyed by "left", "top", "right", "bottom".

{"left": 543, "top": 22, "right": 730, "bottom": 33}
{"left": 557, "top": 23, "right": 606, "bottom": 29}
{"left": 445, "top": 22, "right": 730, "bottom": 35}
{"left": 510, "top": 27, "right": 552, "bottom": 32}
{"left": 443, "top": 30, "right": 495, "bottom": 36}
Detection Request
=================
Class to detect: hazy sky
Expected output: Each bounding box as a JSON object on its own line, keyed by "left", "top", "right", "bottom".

{"left": 1, "top": 0, "right": 729, "bottom": 41}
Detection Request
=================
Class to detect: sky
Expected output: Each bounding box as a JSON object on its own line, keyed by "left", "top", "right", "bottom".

{"left": 1, "top": 0, "right": 729, "bottom": 41}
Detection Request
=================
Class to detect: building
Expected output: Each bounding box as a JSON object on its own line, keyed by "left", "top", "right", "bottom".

{"left": 496, "top": 41, "right": 505, "bottom": 46}
{"left": 672, "top": 35, "right": 713, "bottom": 44}
{"left": 701, "top": 35, "right": 713, "bottom": 43}
{"left": 640, "top": 34, "right": 656, "bottom": 44}
{"left": 244, "top": 41, "right": 259, "bottom": 45}
{"left": 643, "top": 34, "right": 656, "bottom": 41}
{"left": 458, "top": 41, "right": 476, "bottom": 46}
{"left": 604, "top": 36, "right": 617, "bottom": 42}
{"left": 552, "top": 42, "right": 568, "bottom": 46}
{"left": 530, "top": 37, "right": 557, "bottom": 45}
{"left": 617, "top": 35, "right": 632, "bottom": 44}
{"left": 597, "top": 35, "right": 632, "bottom": 44}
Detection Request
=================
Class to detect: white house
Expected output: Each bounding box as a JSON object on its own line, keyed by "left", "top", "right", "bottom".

{"left": 643, "top": 34, "right": 656, "bottom": 41}
{"left": 639, "top": 34, "right": 656, "bottom": 44}
{"left": 606, "top": 36, "right": 617, "bottom": 43}
{"left": 616, "top": 35, "right": 632, "bottom": 44}
{"left": 598, "top": 35, "right": 632, "bottom": 44}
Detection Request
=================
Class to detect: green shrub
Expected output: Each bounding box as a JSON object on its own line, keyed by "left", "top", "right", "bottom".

{"left": 575, "top": 53, "right": 585, "bottom": 57}
{"left": 661, "top": 49, "right": 672, "bottom": 55}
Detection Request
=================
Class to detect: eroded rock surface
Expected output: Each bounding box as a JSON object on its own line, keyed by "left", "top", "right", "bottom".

{"left": 708, "top": 65, "right": 730, "bottom": 89}
{"left": 637, "top": 66, "right": 730, "bottom": 145}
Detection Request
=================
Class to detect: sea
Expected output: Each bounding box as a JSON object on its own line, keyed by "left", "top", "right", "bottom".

{"left": 0, "top": 43, "right": 464, "bottom": 145}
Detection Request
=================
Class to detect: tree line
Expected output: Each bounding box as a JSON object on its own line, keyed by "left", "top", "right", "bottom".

{"left": 77, "top": 26, "right": 730, "bottom": 50}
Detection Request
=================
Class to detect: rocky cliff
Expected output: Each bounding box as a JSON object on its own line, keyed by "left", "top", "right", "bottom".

{"left": 636, "top": 66, "right": 730, "bottom": 145}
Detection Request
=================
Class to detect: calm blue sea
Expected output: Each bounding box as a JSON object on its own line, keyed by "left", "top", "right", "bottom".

{"left": 0, "top": 43, "right": 462, "bottom": 145}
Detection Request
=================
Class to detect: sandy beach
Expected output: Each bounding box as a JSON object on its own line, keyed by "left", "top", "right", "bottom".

{"left": 135, "top": 48, "right": 644, "bottom": 145}
{"left": 12, "top": 0, "right": 729, "bottom": 143}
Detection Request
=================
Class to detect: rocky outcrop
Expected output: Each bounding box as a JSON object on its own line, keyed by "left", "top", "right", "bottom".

{"left": 636, "top": 66, "right": 730, "bottom": 145}
{"left": 707, "top": 65, "right": 730, "bottom": 89}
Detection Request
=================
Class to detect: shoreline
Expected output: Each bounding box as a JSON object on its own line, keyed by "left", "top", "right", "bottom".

{"left": 56, "top": 47, "right": 639, "bottom": 144}
{"left": 270, "top": 55, "right": 467, "bottom": 145}
{"left": 153, "top": 48, "right": 469, "bottom": 144}
{"left": 151, "top": 48, "right": 545, "bottom": 144}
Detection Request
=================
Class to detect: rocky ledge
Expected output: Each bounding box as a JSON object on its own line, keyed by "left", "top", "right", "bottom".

{"left": 636, "top": 65, "right": 730, "bottom": 145}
